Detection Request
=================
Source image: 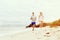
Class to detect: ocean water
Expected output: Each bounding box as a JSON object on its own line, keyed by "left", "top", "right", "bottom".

{"left": 0, "top": 25, "right": 26, "bottom": 36}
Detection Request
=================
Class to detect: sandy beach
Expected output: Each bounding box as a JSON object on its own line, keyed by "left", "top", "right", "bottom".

{"left": 0, "top": 26, "right": 60, "bottom": 40}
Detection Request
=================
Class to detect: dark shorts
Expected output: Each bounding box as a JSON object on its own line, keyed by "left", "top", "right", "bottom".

{"left": 31, "top": 22, "right": 36, "bottom": 25}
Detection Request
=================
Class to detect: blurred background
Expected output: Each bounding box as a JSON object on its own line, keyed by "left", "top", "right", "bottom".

{"left": 0, "top": 0, "right": 60, "bottom": 26}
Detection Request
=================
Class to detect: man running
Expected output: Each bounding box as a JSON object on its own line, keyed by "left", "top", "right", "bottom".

{"left": 30, "top": 12, "right": 36, "bottom": 31}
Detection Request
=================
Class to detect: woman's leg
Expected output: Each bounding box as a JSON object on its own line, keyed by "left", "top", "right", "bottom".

{"left": 40, "top": 21, "right": 43, "bottom": 27}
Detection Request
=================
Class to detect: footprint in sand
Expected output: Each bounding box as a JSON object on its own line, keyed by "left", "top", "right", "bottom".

{"left": 44, "top": 32, "right": 51, "bottom": 37}
{"left": 57, "top": 30, "right": 60, "bottom": 31}
{"left": 37, "top": 37, "right": 41, "bottom": 39}
{"left": 44, "top": 35, "right": 51, "bottom": 37}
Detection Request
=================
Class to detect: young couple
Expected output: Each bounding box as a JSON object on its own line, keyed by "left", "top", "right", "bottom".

{"left": 30, "top": 12, "right": 44, "bottom": 31}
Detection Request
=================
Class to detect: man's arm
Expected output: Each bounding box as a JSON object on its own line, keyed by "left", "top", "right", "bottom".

{"left": 30, "top": 16, "right": 32, "bottom": 20}
{"left": 35, "top": 17, "right": 36, "bottom": 21}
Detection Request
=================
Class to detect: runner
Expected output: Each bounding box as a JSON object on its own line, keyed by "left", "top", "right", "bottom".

{"left": 30, "top": 12, "right": 36, "bottom": 31}
{"left": 38, "top": 12, "right": 44, "bottom": 27}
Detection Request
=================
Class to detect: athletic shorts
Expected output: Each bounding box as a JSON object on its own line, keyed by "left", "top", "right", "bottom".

{"left": 31, "top": 22, "right": 36, "bottom": 25}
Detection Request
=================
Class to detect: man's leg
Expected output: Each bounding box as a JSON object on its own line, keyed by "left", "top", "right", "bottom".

{"left": 32, "top": 24, "right": 35, "bottom": 31}
{"left": 32, "top": 22, "right": 36, "bottom": 31}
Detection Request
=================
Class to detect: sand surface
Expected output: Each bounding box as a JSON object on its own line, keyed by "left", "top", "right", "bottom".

{"left": 0, "top": 26, "right": 60, "bottom": 40}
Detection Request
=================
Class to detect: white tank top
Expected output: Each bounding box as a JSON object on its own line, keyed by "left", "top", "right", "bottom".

{"left": 39, "top": 16, "right": 43, "bottom": 21}
{"left": 31, "top": 16, "right": 36, "bottom": 22}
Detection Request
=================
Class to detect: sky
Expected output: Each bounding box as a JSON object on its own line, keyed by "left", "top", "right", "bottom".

{"left": 0, "top": 0, "right": 60, "bottom": 25}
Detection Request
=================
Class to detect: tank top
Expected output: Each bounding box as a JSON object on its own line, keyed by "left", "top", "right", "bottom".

{"left": 39, "top": 16, "right": 43, "bottom": 21}
{"left": 31, "top": 16, "right": 36, "bottom": 22}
